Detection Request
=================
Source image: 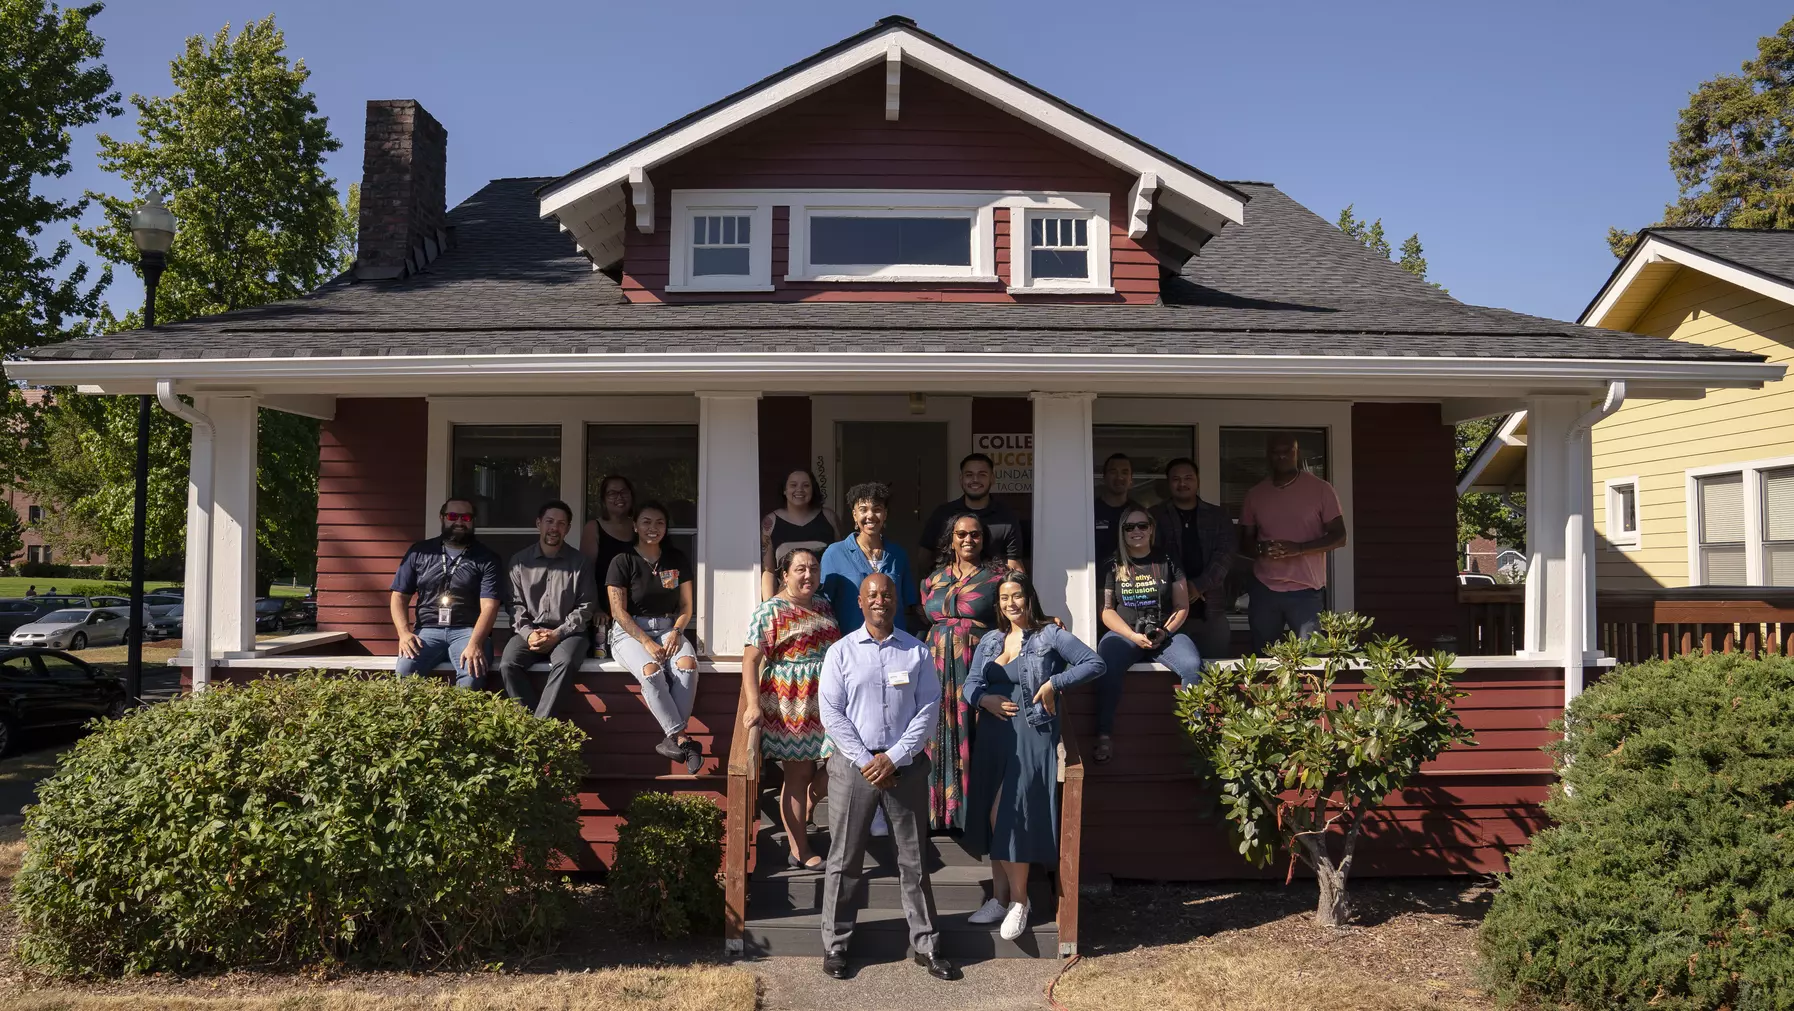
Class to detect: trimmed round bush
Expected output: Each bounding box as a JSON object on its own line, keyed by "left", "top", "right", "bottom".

{"left": 1479, "top": 654, "right": 1794, "bottom": 1010}
{"left": 608, "top": 791, "right": 723, "bottom": 939}
{"left": 14, "top": 672, "right": 586, "bottom": 975}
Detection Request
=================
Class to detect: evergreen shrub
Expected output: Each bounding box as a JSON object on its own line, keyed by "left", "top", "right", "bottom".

{"left": 1479, "top": 654, "right": 1794, "bottom": 1009}
{"left": 608, "top": 792, "right": 724, "bottom": 939}
{"left": 14, "top": 672, "right": 586, "bottom": 975}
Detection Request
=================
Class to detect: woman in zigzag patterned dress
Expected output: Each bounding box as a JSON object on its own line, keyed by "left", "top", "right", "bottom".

{"left": 740, "top": 546, "right": 840, "bottom": 871}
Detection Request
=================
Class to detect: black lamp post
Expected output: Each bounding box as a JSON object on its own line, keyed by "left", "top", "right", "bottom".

{"left": 127, "top": 192, "right": 174, "bottom": 707}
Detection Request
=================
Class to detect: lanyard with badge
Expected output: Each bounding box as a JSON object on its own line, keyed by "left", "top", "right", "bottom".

{"left": 436, "top": 550, "right": 465, "bottom": 626}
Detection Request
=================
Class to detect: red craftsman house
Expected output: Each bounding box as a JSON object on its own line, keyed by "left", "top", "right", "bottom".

{"left": 11, "top": 17, "right": 1782, "bottom": 959}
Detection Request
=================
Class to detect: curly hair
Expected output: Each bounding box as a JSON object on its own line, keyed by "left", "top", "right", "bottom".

{"left": 844, "top": 481, "right": 890, "bottom": 509}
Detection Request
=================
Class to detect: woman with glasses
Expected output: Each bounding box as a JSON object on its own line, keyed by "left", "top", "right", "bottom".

{"left": 582, "top": 474, "right": 638, "bottom": 591}
{"left": 1092, "top": 503, "right": 1202, "bottom": 764}
{"left": 962, "top": 571, "right": 1104, "bottom": 941}
{"left": 918, "top": 512, "right": 1006, "bottom": 832}
{"left": 759, "top": 469, "right": 838, "bottom": 601}
{"left": 606, "top": 501, "right": 702, "bottom": 774}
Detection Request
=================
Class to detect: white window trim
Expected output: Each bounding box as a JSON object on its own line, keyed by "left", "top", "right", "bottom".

{"left": 666, "top": 188, "right": 1111, "bottom": 291}
{"left": 1683, "top": 454, "right": 1794, "bottom": 585}
{"left": 1009, "top": 202, "right": 1114, "bottom": 294}
{"left": 1603, "top": 476, "right": 1641, "bottom": 551}
{"left": 666, "top": 198, "right": 773, "bottom": 292}
{"left": 1092, "top": 398, "right": 1354, "bottom": 613}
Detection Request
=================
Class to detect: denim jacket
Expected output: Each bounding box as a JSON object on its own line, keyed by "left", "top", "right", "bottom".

{"left": 963, "top": 624, "right": 1106, "bottom": 726}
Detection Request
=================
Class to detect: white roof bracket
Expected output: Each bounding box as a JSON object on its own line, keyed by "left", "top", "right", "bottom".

{"left": 885, "top": 43, "right": 901, "bottom": 121}
{"left": 628, "top": 166, "right": 655, "bottom": 234}
{"left": 1128, "top": 172, "right": 1159, "bottom": 240}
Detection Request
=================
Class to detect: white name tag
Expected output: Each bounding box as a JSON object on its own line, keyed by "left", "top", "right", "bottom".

{"left": 436, "top": 607, "right": 452, "bottom": 626}
{"left": 886, "top": 667, "right": 910, "bottom": 687}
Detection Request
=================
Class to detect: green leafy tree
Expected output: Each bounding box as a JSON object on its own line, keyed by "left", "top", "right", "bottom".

{"left": 1610, "top": 15, "right": 1794, "bottom": 257}
{"left": 0, "top": 0, "right": 119, "bottom": 489}
{"left": 1456, "top": 415, "right": 1526, "bottom": 558}
{"left": 1176, "top": 613, "right": 1476, "bottom": 927}
{"left": 1336, "top": 204, "right": 1391, "bottom": 259}
{"left": 31, "top": 16, "right": 353, "bottom": 583}
{"left": 0, "top": 499, "right": 24, "bottom": 571}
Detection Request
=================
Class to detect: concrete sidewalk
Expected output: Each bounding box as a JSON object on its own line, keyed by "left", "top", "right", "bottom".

{"left": 751, "top": 953, "right": 1062, "bottom": 1011}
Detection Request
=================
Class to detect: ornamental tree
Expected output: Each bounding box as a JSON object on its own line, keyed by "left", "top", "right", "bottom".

{"left": 1174, "top": 612, "right": 1476, "bottom": 927}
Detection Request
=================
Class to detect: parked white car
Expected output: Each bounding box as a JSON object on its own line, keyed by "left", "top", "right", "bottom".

{"left": 8, "top": 608, "right": 130, "bottom": 651}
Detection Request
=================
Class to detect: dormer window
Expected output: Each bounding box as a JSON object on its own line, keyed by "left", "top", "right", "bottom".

{"left": 666, "top": 189, "right": 1110, "bottom": 293}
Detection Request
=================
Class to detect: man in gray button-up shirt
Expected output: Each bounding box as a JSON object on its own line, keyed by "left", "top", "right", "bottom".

{"left": 500, "top": 500, "right": 595, "bottom": 718}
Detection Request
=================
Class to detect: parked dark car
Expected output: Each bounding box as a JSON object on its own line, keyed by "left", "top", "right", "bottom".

{"left": 254, "top": 597, "right": 309, "bottom": 633}
{"left": 148, "top": 604, "right": 183, "bottom": 642}
{"left": 0, "top": 648, "right": 126, "bottom": 754}
{"left": 0, "top": 600, "right": 48, "bottom": 636}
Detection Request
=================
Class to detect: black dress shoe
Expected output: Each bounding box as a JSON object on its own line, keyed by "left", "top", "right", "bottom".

{"left": 822, "top": 951, "right": 850, "bottom": 979}
{"left": 914, "top": 950, "right": 958, "bottom": 980}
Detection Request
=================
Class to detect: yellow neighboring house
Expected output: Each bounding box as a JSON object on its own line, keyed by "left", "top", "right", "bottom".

{"left": 1460, "top": 228, "right": 1794, "bottom": 590}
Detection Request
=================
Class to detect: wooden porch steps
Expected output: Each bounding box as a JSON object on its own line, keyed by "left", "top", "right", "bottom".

{"left": 739, "top": 789, "right": 1059, "bottom": 958}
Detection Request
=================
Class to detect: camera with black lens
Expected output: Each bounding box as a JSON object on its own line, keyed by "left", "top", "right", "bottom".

{"left": 1132, "top": 612, "right": 1168, "bottom": 647}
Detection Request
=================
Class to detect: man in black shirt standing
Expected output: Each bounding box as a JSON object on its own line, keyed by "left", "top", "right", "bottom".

{"left": 389, "top": 497, "right": 505, "bottom": 687}
{"left": 1093, "top": 453, "right": 1133, "bottom": 565}
{"left": 919, "top": 453, "right": 1025, "bottom": 570}
{"left": 1149, "top": 457, "right": 1239, "bottom": 659}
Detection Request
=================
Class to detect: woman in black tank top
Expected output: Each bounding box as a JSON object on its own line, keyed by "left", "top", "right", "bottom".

{"left": 760, "top": 469, "right": 839, "bottom": 600}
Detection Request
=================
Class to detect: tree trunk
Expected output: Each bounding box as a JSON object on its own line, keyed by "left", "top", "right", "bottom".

{"left": 1313, "top": 861, "right": 1349, "bottom": 927}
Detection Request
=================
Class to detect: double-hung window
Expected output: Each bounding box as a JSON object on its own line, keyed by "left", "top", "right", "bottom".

{"left": 667, "top": 204, "right": 772, "bottom": 291}
{"left": 1687, "top": 457, "right": 1794, "bottom": 585}
{"left": 691, "top": 214, "right": 752, "bottom": 277}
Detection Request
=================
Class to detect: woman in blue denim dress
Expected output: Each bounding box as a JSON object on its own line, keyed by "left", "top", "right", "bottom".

{"left": 961, "top": 572, "right": 1105, "bottom": 942}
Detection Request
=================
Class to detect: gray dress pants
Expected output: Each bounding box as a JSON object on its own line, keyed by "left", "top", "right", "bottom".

{"left": 821, "top": 751, "right": 939, "bottom": 957}
{"left": 498, "top": 632, "right": 589, "bottom": 718}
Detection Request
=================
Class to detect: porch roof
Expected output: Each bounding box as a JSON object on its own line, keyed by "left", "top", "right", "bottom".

{"left": 10, "top": 181, "right": 1778, "bottom": 394}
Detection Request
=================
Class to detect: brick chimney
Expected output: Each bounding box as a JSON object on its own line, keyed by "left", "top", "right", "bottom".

{"left": 354, "top": 99, "right": 448, "bottom": 281}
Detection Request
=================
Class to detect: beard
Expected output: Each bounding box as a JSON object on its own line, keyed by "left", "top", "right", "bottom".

{"left": 442, "top": 523, "right": 473, "bottom": 547}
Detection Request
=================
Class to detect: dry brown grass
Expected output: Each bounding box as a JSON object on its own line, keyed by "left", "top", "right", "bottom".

{"left": 0, "top": 967, "right": 758, "bottom": 1011}
{"left": 1051, "top": 879, "right": 1496, "bottom": 1011}
{"left": 0, "top": 824, "right": 24, "bottom": 883}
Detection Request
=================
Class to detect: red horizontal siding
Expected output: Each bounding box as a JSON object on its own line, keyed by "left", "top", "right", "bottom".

{"left": 622, "top": 65, "right": 1155, "bottom": 305}
{"left": 1351, "top": 403, "right": 1461, "bottom": 646}
{"left": 315, "top": 398, "right": 427, "bottom": 655}
{"left": 1065, "top": 665, "right": 1561, "bottom": 880}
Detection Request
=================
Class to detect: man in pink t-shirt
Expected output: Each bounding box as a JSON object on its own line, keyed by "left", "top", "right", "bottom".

{"left": 1238, "top": 432, "right": 1347, "bottom": 652}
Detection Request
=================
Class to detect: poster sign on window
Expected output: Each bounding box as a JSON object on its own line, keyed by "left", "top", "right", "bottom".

{"left": 974, "top": 433, "right": 1033, "bottom": 494}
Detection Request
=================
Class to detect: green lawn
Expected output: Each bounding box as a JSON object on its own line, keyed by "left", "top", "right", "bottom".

{"left": 0, "top": 579, "right": 312, "bottom": 600}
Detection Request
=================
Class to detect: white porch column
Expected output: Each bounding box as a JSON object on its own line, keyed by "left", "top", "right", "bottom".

{"left": 1031, "top": 393, "right": 1097, "bottom": 643}
{"left": 203, "top": 395, "right": 259, "bottom": 655}
{"left": 696, "top": 392, "right": 761, "bottom": 657}
{"left": 1521, "top": 396, "right": 1601, "bottom": 674}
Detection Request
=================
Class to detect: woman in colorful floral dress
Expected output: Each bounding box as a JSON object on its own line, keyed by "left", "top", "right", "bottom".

{"left": 920, "top": 512, "right": 1005, "bottom": 832}
{"left": 739, "top": 546, "right": 840, "bottom": 870}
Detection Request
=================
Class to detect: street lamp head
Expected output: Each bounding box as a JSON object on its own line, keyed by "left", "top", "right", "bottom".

{"left": 129, "top": 191, "right": 176, "bottom": 257}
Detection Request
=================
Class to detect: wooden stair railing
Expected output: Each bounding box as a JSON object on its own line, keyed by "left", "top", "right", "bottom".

{"left": 1057, "top": 720, "right": 1085, "bottom": 958}
{"left": 723, "top": 714, "right": 761, "bottom": 957}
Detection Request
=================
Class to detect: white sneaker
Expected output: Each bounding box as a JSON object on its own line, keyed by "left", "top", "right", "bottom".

{"left": 968, "top": 897, "right": 1006, "bottom": 925}
{"left": 999, "top": 900, "right": 1030, "bottom": 941}
{"left": 871, "top": 808, "right": 890, "bottom": 837}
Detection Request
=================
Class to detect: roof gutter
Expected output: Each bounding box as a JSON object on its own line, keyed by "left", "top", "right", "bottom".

{"left": 156, "top": 381, "right": 214, "bottom": 692}
{"left": 1563, "top": 380, "right": 1625, "bottom": 708}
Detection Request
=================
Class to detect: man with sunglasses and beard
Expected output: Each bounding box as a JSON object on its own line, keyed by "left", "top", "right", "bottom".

{"left": 390, "top": 498, "right": 506, "bottom": 687}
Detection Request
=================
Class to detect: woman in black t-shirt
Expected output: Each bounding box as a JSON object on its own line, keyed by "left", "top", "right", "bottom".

{"left": 1091, "top": 504, "right": 1203, "bottom": 764}
{"left": 606, "top": 501, "right": 702, "bottom": 774}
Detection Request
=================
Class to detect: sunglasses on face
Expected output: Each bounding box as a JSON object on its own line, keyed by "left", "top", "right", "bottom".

{"left": 1122, "top": 521, "right": 1151, "bottom": 533}
{"left": 442, "top": 512, "right": 474, "bottom": 523}
{"left": 953, "top": 529, "right": 981, "bottom": 539}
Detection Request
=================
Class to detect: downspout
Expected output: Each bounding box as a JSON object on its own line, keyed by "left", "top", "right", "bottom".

{"left": 156, "top": 382, "right": 215, "bottom": 692}
{"left": 1563, "top": 381, "right": 1625, "bottom": 707}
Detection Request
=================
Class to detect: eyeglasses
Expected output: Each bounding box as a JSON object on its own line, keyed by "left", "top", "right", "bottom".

{"left": 442, "top": 512, "right": 474, "bottom": 523}
{"left": 604, "top": 489, "right": 630, "bottom": 498}
{"left": 1121, "top": 521, "right": 1151, "bottom": 533}
{"left": 953, "top": 529, "right": 981, "bottom": 538}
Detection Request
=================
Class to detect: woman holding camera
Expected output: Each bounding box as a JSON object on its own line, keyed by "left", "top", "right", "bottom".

{"left": 962, "top": 572, "right": 1105, "bottom": 941}
{"left": 1093, "top": 504, "right": 1202, "bottom": 764}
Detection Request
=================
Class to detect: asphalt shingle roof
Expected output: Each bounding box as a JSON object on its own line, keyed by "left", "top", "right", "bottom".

{"left": 1646, "top": 227, "right": 1794, "bottom": 287}
{"left": 19, "top": 178, "right": 1762, "bottom": 364}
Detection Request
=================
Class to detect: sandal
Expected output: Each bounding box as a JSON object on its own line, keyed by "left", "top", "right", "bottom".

{"left": 1093, "top": 736, "right": 1114, "bottom": 764}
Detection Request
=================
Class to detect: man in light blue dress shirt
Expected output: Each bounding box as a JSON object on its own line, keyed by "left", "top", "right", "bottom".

{"left": 816, "top": 573, "right": 956, "bottom": 982}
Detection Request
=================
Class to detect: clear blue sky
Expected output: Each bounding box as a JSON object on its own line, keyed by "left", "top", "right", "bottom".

{"left": 44, "top": 0, "right": 1792, "bottom": 324}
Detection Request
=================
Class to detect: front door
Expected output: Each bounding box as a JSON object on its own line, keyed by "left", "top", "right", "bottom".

{"left": 837, "top": 421, "right": 949, "bottom": 569}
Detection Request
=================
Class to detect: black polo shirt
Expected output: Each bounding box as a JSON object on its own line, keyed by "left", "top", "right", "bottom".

{"left": 390, "top": 536, "right": 504, "bottom": 630}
